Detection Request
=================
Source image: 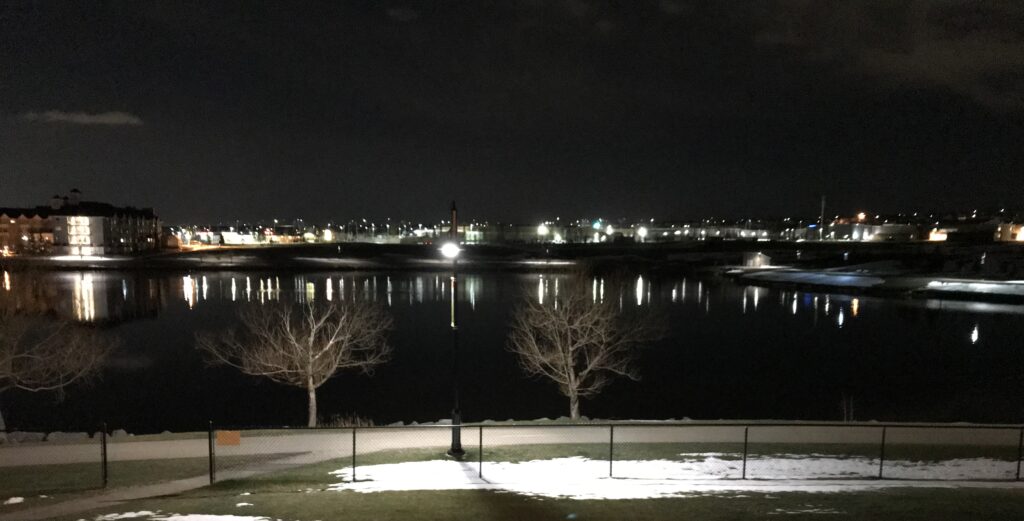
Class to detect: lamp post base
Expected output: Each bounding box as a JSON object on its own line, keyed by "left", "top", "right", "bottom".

{"left": 447, "top": 410, "right": 464, "bottom": 459}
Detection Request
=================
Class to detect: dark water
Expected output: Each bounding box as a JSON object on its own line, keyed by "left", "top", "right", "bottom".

{"left": 2, "top": 268, "right": 1023, "bottom": 432}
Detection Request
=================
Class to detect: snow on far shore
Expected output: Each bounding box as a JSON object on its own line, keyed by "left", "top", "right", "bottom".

{"left": 326, "top": 456, "right": 1023, "bottom": 500}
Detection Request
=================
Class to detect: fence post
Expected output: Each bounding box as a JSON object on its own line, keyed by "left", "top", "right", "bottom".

{"left": 608, "top": 425, "right": 615, "bottom": 478}
{"left": 741, "top": 426, "right": 748, "bottom": 480}
{"left": 478, "top": 426, "right": 483, "bottom": 479}
{"left": 101, "top": 419, "right": 108, "bottom": 485}
{"left": 208, "top": 421, "right": 215, "bottom": 484}
{"left": 1016, "top": 427, "right": 1023, "bottom": 481}
{"left": 351, "top": 427, "right": 357, "bottom": 483}
{"left": 878, "top": 426, "right": 887, "bottom": 480}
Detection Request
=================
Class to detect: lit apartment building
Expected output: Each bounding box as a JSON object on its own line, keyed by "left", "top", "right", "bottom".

{"left": 0, "top": 189, "right": 160, "bottom": 255}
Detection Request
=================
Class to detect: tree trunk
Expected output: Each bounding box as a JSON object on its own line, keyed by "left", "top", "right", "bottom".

{"left": 307, "top": 384, "right": 318, "bottom": 428}
{"left": 569, "top": 393, "right": 580, "bottom": 420}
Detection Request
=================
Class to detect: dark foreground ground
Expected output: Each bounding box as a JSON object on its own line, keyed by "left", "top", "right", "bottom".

{"left": 52, "top": 487, "right": 1024, "bottom": 521}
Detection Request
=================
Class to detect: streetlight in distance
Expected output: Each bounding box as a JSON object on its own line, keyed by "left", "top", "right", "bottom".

{"left": 637, "top": 226, "right": 649, "bottom": 242}
{"left": 441, "top": 242, "right": 460, "bottom": 259}
{"left": 442, "top": 201, "right": 465, "bottom": 459}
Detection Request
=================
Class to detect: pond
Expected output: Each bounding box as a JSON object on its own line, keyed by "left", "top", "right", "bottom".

{"left": 1, "top": 268, "right": 1022, "bottom": 432}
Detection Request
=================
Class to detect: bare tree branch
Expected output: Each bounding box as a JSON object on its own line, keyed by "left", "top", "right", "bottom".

{"left": 197, "top": 301, "right": 393, "bottom": 427}
{"left": 0, "top": 312, "right": 113, "bottom": 434}
{"left": 0, "top": 313, "right": 112, "bottom": 395}
{"left": 507, "top": 274, "right": 663, "bottom": 420}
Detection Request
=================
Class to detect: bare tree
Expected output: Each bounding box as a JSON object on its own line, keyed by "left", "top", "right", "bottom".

{"left": 0, "top": 313, "right": 112, "bottom": 434}
{"left": 507, "top": 275, "right": 663, "bottom": 420}
{"left": 197, "top": 301, "right": 393, "bottom": 427}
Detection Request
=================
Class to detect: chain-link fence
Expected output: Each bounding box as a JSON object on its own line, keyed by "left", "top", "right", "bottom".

{"left": 2, "top": 421, "right": 1022, "bottom": 505}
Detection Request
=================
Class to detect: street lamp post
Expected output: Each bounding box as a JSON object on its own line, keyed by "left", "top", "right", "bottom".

{"left": 441, "top": 201, "right": 464, "bottom": 459}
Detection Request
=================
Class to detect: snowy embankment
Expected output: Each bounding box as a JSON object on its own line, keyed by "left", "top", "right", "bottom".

{"left": 733, "top": 270, "right": 885, "bottom": 289}
{"left": 920, "top": 279, "right": 1024, "bottom": 300}
{"left": 326, "top": 456, "right": 1023, "bottom": 500}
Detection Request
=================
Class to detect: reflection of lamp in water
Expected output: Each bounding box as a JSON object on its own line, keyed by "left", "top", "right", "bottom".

{"left": 970, "top": 324, "right": 979, "bottom": 344}
{"left": 635, "top": 275, "right": 644, "bottom": 306}
{"left": 183, "top": 275, "right": 196, "bottom": 309}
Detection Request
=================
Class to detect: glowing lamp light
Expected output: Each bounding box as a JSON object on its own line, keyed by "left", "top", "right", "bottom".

{"left": 440, "top": 242, "right": 461, "bottom": 259}
{"left": 323, "top": 229, "right": 334, "bottom": 242}
{"left": 857, "top": 212, "right": 866, "bottom": 221}
{"left": 537, "top": 224, "right": 550, "bottom": 236}
{"left": 637, "top": 226, "right": 648, "bottom": 239}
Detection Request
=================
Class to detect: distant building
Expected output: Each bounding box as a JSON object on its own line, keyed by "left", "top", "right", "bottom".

{"left": 0, "top": 189, "right": 160, "bottom": 255}
{"left": 826, "top": 222, "right": 920, "bottom": 242}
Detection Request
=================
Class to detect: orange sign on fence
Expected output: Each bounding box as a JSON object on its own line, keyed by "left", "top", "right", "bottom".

{"left": 216, "top": 430, "right": 241, "bottom": 446}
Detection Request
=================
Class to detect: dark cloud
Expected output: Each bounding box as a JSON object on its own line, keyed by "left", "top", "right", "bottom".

{"left": 19, "top": 111, "right": 144, "bottom": 126}
{"left": 386, "top": 7, "right": 418, "bottom": 22}
{"left": 751, "top": 1, "right": 1024, "bottom": 109}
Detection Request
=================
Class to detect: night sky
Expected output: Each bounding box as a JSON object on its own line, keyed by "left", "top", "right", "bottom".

{"left": 2, "top": 1, "right": 1023, "bottom": 224}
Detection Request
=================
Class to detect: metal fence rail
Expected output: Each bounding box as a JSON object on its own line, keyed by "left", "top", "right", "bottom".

{"left": 200, "top": 421, "right": 1024, "bottom": 485}
{"left": 2, "top": 421, "right": 1022, "bottom": 500}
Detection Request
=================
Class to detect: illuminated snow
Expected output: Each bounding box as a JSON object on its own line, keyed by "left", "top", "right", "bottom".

{"left": 326, "top": 456, "right": 1023, "bottom": 500}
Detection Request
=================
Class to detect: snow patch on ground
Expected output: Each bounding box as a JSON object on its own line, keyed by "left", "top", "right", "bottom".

{"left": 325, "top": 456, "right": 1024, "bottom": 500}
{"left": 3, "top": 496, "right": 25, "bottom": 505}
{"left": 769, "top": 506, "right": 843, "bottom": 515}
{"left": 95, "top": 513, "right": 159, "bottom": 520}
{"left": 153, "top": 516, "right": 269, "bottom": 521}
{"left": 95, "top": 514, "right": 268, "bottom": 521}
{"left": 235, "top": 503, "right": 253, "bottom": 507}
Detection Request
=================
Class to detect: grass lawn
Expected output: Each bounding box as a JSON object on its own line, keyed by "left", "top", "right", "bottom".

{"left": 0, "top": 456, "right": 261, "bottom": 514}
{"left": 57, "top": 486, "right": 1024, "bottom": 520}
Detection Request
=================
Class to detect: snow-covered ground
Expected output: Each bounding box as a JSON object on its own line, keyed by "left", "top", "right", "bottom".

{"left": 62, "top": 455, "right": 1024, "bottom": 521}
{"left": 324, "top": 456, "right": 1023, "bottom": 500}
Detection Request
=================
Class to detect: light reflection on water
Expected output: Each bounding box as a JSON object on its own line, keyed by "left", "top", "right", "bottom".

{"left": 0, "top": 270, "right": 1019, "bottom": 346}
{"left": 3, "top": 269, "right": 1023, "bottom": 429}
